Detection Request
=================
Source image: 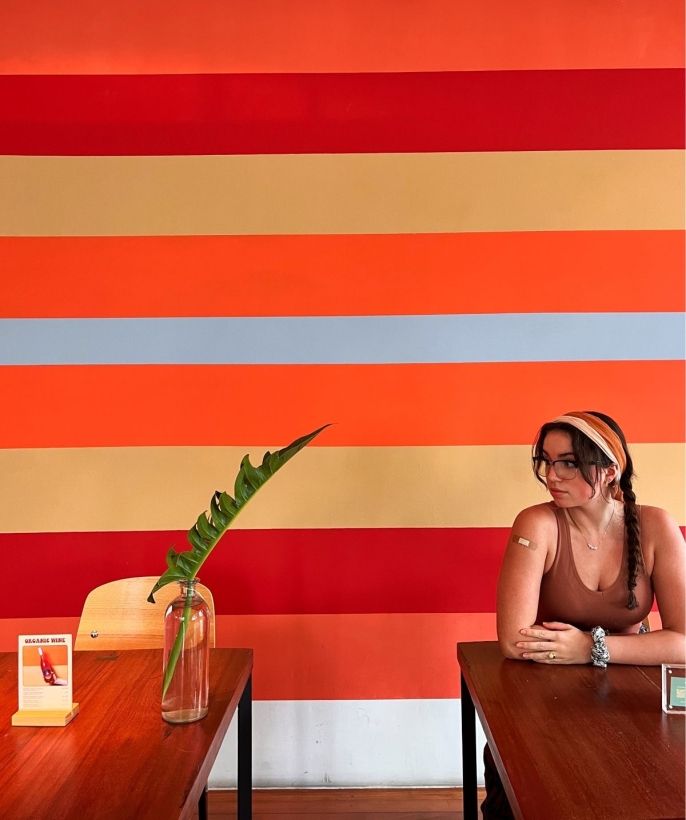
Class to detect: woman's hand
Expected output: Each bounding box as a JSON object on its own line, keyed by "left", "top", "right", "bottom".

{"left": 516, "top": 621, "right": 593, "bottom": 664}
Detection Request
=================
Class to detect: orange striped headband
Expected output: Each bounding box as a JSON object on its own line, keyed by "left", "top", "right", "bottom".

{"left": 551, "top": 412, "right": 626, "bottom": 477}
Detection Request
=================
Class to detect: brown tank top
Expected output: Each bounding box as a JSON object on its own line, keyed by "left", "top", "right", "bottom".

{"left": 536, "top": 504, "right": 653, "bottom": 633}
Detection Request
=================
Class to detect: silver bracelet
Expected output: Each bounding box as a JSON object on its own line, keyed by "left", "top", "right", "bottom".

{"left": 590, "top": 626, "right": 610, "bottom": 668}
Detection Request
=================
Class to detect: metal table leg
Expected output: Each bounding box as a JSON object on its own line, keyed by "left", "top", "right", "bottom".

{"left": 237, "top": 674, "right": 252, "bottom": 820}
{"left": 461, "top": 672, "right": 477, "bottom": 820}
{"left": 198, "top": 785, "right": 208, "bottom": 820}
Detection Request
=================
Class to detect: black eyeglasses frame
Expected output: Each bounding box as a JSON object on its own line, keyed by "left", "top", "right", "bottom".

{"left": 531, "top": 457, "right": 604, "bottom": 480}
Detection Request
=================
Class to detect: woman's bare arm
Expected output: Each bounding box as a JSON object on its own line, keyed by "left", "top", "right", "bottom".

{"left": 605, "top": 507, "right": 686, "bottom": 665}
{"left": 496, "top": 504, "right": 556, "bottom": 659}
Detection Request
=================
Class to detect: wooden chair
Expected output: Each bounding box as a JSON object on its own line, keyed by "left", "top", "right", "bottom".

{"left": 75, "top": 576, "right": 215, "bottom": 651}
{"left": 76, "top": 576, "right": 216, "bottom": 819}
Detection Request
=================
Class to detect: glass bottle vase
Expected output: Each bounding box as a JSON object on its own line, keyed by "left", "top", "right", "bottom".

{"left": 162, "top": 579, "right": 210, "bottom": 724}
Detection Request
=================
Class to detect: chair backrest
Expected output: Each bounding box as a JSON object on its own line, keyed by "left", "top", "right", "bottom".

{"left": 75, "top": 576, "right": 216, "bottom": 651}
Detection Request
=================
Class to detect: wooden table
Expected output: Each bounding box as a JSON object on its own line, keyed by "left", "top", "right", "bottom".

{"left": 458, "top": 641, "right": 685, "bottom": 820}
{"left": 0, "top": 648, "right": 253, "bottom": 820}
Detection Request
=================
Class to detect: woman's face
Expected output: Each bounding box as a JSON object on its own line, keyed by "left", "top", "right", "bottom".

{"left": 540, "top": 430, "right": 600, "bottom": 508}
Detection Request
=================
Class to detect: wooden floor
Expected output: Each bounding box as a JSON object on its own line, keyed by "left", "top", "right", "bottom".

{"left": 207, "top": 788, "right": 485, "bottom": 820}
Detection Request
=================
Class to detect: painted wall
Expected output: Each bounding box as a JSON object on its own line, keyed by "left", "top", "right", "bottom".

{"left": 1, "top": 1, "right": 684, "bottom": 787}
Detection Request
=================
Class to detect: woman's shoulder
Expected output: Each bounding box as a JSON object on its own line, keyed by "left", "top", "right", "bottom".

{"left": 509, "top": 504, "right": 559, "bottom": 558}
{"left": 636, "top": 505, "right": 685, "bottom": 581}
{"left": 638, "top": 505, "right": 683, "bottom": 540}
{"left": 512, "top": 502, "right": 559, "bottom": 532}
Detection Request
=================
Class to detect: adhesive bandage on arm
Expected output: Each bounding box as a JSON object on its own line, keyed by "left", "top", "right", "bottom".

{"left": 512, "top": 534, "right": 537, "bottom": 551}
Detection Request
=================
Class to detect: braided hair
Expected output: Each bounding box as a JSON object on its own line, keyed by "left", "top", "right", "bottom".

{"left": 533, "top": 410, "right": 643, "bottom": 609}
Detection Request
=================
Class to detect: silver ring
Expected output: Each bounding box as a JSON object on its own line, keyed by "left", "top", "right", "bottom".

{"left": 548, "top": 651, "right": 556, "bottom": 660}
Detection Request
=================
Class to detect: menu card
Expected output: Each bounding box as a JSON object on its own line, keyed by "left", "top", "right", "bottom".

{"left": 12, "top": 634, "right": 77, "bottom": 725}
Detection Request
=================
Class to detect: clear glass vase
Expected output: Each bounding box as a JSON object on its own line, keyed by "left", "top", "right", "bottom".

{"left": 162, "top": 579, "right": 210, "bottom": 724}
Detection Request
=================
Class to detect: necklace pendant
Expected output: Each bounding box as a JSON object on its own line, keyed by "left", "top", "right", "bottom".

{"left": 567, "top": 505, "right": 615, "bottom": 552}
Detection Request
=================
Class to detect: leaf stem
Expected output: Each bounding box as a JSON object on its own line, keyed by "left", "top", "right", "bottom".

{"left": 162, "top": 587, "right": 194, "bottom": 699}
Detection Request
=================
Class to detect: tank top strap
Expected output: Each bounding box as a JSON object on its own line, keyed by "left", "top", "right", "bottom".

{"left": 543, "top": 504, "right": 571, "bottom": 578}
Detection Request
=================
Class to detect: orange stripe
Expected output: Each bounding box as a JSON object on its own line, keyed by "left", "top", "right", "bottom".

{"left": 216, "top": 613, "right": 497, "bottom": 699}
{"left": 0, "top": 612, "right": 663, "bottom": 697}
{"left": 0, "top": 361, "right": 682, "bottom": 448}
{"left": 1, "top": 232, "right": 683, "bottom": 318}
{"left": 0, "top": 613, "right": 496, "bottom": 699}
{"left": 0, "top": 1, "right": 682, "bottom": 74}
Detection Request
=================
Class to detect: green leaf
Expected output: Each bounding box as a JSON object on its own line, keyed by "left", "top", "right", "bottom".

{"left": 196, "top": 512, "right": 219, "bottom": 541}
{"left": 176, "top": 551, "right": 199, "bottom": 575}
{"left": 234, "top": 469, "right": 254, "bottom": 503}
{"left": 187, "top": 527, "right": 207, "bottom": 552}
{"left": 210, "top": 493, "right": 228, "bottom": 528}
{"left": 148, "top": 423, "right": 330, "bottom": 603}
{"left": 152, "top": 423, "right": 330, "bottom": 696}
{"left": 147, "top": 565, "right": 186, "bottom": 602}
{"left": 242, "top": 456, "right": 265, "bottom": 489}
{"left": 218, "top": 491, "right": 238, "bottom": 518}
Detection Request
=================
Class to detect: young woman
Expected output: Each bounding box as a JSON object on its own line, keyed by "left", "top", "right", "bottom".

{"left": 483, "top": 410, "right": 685, "bottom": 819}
{"left": 498, "top": 410, "right": 684, "bottom": 665}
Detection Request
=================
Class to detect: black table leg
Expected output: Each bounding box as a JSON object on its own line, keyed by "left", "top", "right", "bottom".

{"left": 198, "top": 785, "right": 208, "bottom": 820}
{"left": 237, "top": 674, "right": 252, "bottom": 820}
{"left": 461, "top": 672, "right": 477, "bottom": 820}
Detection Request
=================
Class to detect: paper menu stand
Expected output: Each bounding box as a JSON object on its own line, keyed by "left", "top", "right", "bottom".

{"left": 12, "top": 634, "right": 79, "bottom": 726}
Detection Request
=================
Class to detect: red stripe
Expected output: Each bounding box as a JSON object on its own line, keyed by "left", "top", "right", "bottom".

{"left": 0, "top": 528, "right": 505, "bottom": 618}
{"left": 0, "top": 69, "right": 682, "bottom": 155}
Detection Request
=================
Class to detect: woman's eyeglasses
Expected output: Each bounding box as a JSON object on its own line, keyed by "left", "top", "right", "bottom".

{"left": 532, "top": 457, "right": 600, "bottom": 480}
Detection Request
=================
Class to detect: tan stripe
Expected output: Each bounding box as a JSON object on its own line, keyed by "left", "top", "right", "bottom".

{"left": 0, "top": 152, "right": 682, "bottom": 236}
{"left": 0, "top": 444, "right": 682, "bottom": 533}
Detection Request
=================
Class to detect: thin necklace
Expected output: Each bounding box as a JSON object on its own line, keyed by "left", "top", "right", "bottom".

{"left": 567, "top": 505, "right": 615, "bottom": 551}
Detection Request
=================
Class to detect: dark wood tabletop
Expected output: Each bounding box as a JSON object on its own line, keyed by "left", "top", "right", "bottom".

{"left": 0, "top": 648, "right": 253, "bottom": 820}
{"left": 458, "top": 641, "right": 685, "bottom": 820}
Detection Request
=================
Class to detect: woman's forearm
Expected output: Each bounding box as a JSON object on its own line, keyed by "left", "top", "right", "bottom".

{"left": 606, "top": 629, "right": 686, "bottom": 666}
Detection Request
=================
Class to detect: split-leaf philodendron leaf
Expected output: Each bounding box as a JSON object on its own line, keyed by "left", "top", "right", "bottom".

{"left": 148, "top": 424, "right": 330, "bottom": 604}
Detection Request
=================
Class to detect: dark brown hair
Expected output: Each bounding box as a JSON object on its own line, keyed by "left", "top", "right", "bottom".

{"left": 533, "top": 411, "right": 642, "bottom": 609}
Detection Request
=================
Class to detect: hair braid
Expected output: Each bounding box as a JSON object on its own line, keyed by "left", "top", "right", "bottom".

{"left": 589, "top": 411, "right": 643, "bottom": 610}
{"left": 620, "top": 472, "right": 643, "bottom": 609}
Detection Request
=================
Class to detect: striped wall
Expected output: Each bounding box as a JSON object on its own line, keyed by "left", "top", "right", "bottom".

{"left": 1, "top": 1, "right": 684, "bottom": 787}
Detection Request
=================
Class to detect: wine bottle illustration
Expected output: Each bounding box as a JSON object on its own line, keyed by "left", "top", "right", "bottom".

{"left": 38, "top": 647, "right": 67, "bottom": 685}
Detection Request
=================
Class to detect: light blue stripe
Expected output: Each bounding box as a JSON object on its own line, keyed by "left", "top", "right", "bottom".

{"left": 0, "top": 314, "right": 683, "bottom": 365}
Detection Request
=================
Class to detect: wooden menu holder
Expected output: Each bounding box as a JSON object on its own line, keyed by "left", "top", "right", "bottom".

{"left": 12, "top": 704, "right": 80, "bottom": 727}
{"left": 15, "top": 634, "right": 77, "bottom": 727}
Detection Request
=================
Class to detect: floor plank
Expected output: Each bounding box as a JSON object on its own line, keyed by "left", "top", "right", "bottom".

{"left": 208, "top": 788, "right": 485, "bottom": 819}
